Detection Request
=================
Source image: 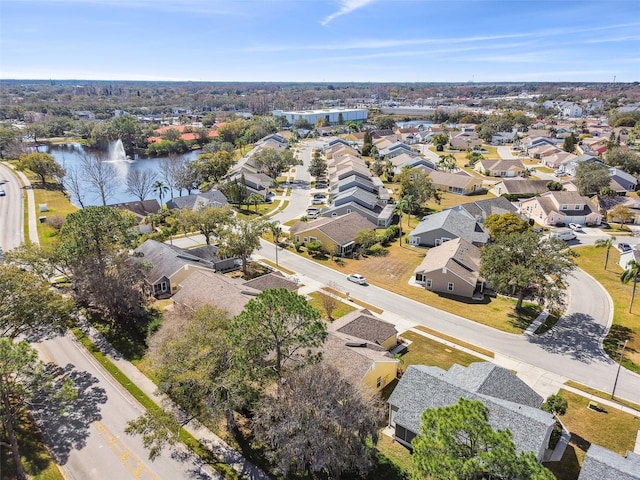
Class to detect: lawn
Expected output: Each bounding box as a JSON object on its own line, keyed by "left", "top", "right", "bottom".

{"left": 29, "top": 181, "right": 78, "bottom": 246}
{"left": 399, "top": 330, "right": 485, "bottom": 370}
{"left": 307, "top": 291, "right": 357, "bottom": 320}
{"left": 294, "top": 235, "right": 541, "bottom": 333}
{"left": 573, "top": 245, "right": 640, "bottom": 372}
{"left": 544, "top": 389, "right": 640, "bottom": 480}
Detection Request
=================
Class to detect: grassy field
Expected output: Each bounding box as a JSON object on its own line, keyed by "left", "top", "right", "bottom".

{"left": 400, "top": 330, "right": 485, "bottom": 369}
{"left": 573, "top": 245, "right": 640, "bottom": 372}
{"left": 307, "top": 291, "right": 357, "bottom": 320}
{"left": 544, "top": 389, "right": 640, "bottom": 480}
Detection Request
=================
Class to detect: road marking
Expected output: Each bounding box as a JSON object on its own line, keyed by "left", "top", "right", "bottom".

{"left": 94, "top": 421, "right": 160, "bottom": 480}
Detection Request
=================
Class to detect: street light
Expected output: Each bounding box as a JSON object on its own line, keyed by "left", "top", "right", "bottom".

{"left": 611, "top": 339, "right": 628, "bottom": 399}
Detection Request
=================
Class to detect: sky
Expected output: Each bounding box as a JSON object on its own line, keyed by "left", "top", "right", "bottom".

{"left": 1, "top": 0, "right": 639, "bottom": 83}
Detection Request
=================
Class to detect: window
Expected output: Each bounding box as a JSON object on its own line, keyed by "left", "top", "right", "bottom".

{"left": 575, "top": 204, "right": 581, "bottom": 210}
{"left": 295, "top": 235, "right": 300, "bottom": 242}
{"left": 154, "top": 281, "right": 168, "bottom": 294}
{"left": 426, "top": 279, "right": 432, "bottom": 288}
{"left": 447, "top": 282, "right": 454, "bottom": 292}
{"left": 376, "top": 376, "right": 382, "bottom": 388}
{"left": 561, "top": 204, "right": 568, "bottom": 210}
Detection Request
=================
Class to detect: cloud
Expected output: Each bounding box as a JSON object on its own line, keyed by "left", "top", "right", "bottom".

{"left": 321, "top": 0, "right": 376, "bottom": 26}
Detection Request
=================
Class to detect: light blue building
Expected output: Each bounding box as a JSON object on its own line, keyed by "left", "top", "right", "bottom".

{"left": 272, "top": 107, "right": 368, "bottom": 126}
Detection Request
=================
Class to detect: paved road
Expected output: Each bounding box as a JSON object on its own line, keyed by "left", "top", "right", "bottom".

{"left": 269, "top": 143, "right": 312, "bottom": 225}
{"left": 0, "top": 163, "right": 219, "bottom": 480}
{"left": 0, "top": 162, "right": 25, "bottom": 252}
{"left": 254, "top": 238, "right": 640, "bottom": 404}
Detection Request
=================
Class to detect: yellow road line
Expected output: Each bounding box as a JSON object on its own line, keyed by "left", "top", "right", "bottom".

{"left": 94, "top": 421, "right": 160, "bottom": 480}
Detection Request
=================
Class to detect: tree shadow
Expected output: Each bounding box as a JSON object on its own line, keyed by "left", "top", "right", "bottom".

{"left": 602, "top": 325, "right": 636, "bottom": 359}
{"left": 30, "top": 363, "right": 107, "bottom": 465}
{"left": 528, "top": 313, "right": 611, "bottom": 363}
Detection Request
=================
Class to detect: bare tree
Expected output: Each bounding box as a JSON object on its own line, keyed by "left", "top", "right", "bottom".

{"left": 319, "top": 283, "right": 341, "bottom": 321}
{"left": 159, "top": 154, "right": 185, "bottom": 199}
{"left": 125, "top": 169, "right": 157, "bottom": 205}
{"left": 64, "top": 164, "right": 86, "bottom": 208}
{"left": 253, "top": 363, "right": 382, "bottom": 479}
{"left": 80, "top": 154, "right": 118, "bottom": 206}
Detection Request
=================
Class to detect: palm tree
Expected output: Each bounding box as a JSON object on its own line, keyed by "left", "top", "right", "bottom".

{"left": 394, "top": 196, "right": 411, "bottom": 245}
{"left": 621, "top": 259, "right": 640, "bottom": 313}
{"left": 247, "top": 193, "right": 263, "bottom": 213}
{"left": 595, "top": 236, "right": 616, "bottom": 270}
{"left": 153, "top": 180, "right": 170, "bottom": 206}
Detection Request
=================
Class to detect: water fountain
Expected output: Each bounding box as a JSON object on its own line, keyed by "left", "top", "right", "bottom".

{"left": 106, "top": 139, "right": 131, "bottom": 163}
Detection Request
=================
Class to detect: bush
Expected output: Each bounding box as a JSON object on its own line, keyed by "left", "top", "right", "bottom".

{"left": 367, "top": 244, "right": 389, "bottom": 257}
{"left": 46, "top": 214, "right": 65, "bottom": 231}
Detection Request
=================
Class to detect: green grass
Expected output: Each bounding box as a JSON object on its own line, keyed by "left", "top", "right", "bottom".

{"left": 71, "top": 328, "right": 241, "bottom": 480}
{"left": 411, "top": 325, "right": 495, "bottom": 358}
{"left": 0, "top": 410, "right": 65, "bottom": 480}
{"left": 399, "top": 330, "right": 485, "bottom": 370}
{"left": 573, "top": 246, "right": 640, "bottom": 373}
{"left": 259, "top": 258, "right": 295, "bottom": 275}
{"left": 371, "top": 435, "right": 411, "bottom": 480}
{"left": 307, "top": 291, "right": 357, "bottom": 320}
{"left": 564, "top": 380, "right": 640, "bottom": 412}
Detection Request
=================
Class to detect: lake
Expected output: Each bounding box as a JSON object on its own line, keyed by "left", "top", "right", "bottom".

{"left": 39, "top": 143, "right": 202, "bottom": 207}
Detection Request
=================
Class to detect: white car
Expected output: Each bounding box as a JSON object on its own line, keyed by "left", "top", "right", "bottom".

{"left": 347, "top": 273, "right": 367, "bottom": 285}
{"left": 569, "top": 223, "right": 583, "bottom": 231}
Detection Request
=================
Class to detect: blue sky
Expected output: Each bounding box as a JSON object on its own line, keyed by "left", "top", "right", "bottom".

{"left": 1, "top": 0, "right": 638, "bottom": 82}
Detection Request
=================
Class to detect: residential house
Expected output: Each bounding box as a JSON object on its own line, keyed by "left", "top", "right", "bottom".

{"left": 408, "top": 209, "right": 490, "bottom": 247}
{"left": 618, "top": 248, "right": 639, "bottom": 271}
{"left": 429, "top": 170, "right": 483, "bottom": 195}
{"left": 490, "top": 179, "right": 551, "bottom": 198}
{"left": 390, "top": 152, "right": 436, "bottom": 174}
{"left": 109, "top": 199, "right": 161, "bottom": 234}
{"left": 255, "top": 133, "right": 289, "bottom": 151}
{"left": 528, "top": 144, "right": 564, "bottom": 160}
{"left": 325, "top": 142, "right": 359, "bottom": 160}
{"left": 577, "top": 444, "right": 640, "bottom": 480}
{"left": 290, "top": 211, "right": 377, "bottom": 256}
{"left": 322, "top": 332, "right": 398, "bottom": 392}
{"left": 609, "top": 167, "right": 637, "bottom": 192}
{"left": 378, "top": 141, "right": 415, "bottom": 159}
{"left": 450, "top": 132, "right": 482, "bottom": 150}
{"left": 520, "top": 191, "right": 602, "bottom": 226}
{"left": 559, "top": 154, "right": 602, "bottom": 176}
{"left": 474, "top": 159, "right": 525, "bottom": 178}
{"left": 593, "top": 195, "right": 640, "bottom": 225}
{"left": 451, "top": 196, "right": 518, "bottom": 222}
{"left": 134, "top": 240, "right": 217, "bottom": 298}
{"left": 523, "top": 137, "right": 558, "bottom": 155}
{"left": 491, "top": 130, "right": 518, "bottom": 145}
{"left": 541, "top": 151, "right": 577, "bottom": 169}
{"left": 166, "top": 189, "right": 229, "bottom": 210}
{"left": 328, "top": 308, "right": 398, "bottom": 351}
{"left": 223, "top": 170, "right": 273, "bottom": 200}
{"left": 388, "top": 363, "right": 555, "bottom": 462}
{"left": 241, "top": 271, "right": 299, "bottom": 293}
{"left": 171, "top": 269, "right": 259, "bottom": 316}
{"left": 186, "top": 244, "right": 240, "bottom": 273}
{"left": 413, "top": 238, "right": 485, "bottom": 299}
{"left": 322, "top": 188, "right": 395, "bottom": 228}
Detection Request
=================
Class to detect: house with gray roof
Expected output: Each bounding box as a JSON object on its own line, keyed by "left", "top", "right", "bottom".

{"left": 560, "top": 154, "right": 602, "bottom": 177}
{"left": 390, "top": 152, "right": 436, "bottom": 174}
{"left": 408, "top": 209, "right": 490, "bottom": 247}
{"left": 242, "top": 271, "right": 299, "bottom": 292}
{"left": 388, "top": 363, "right": 555, "bottom": 462}
{"left": 322, "top": 187, "right": 395, "bottom": 228}
{"left": 474, "top": 159, "right": 526, "bottom": 178}
{"left": 378, "top": 141, "right": 415, "bottom": 159}
{"left": 187, "top": 245, "right": 240, "bottom": 273}
{"left": 133, "top": 240, "right": 217, "bottom": 298}
{"left": 413, "top": 238, "right": 486, "bottom": 299}
{"left": 490, "top": 179, "right": 552, "bottom": 198}
{"left": 429, "top": 170, "right": 483, "bottom": 195}
{"left": 452, "top": 196, "right": 518, "bottom": 221}
{"left": 578, "top": 444, "right": 640, "bottom": 480}
{"left": 166, "top": 189, "right": 229, "bottom": 210}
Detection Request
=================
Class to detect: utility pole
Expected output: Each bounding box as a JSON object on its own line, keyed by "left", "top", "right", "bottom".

{"left": 611, "top": 339, "right": 628, "bottom": 399}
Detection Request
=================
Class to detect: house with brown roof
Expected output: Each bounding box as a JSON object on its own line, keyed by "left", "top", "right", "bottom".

{"left": 109, "top": 199, "right": 161, "bottom": 234}
{"left": 450, "top": 132, "right": 482, "bottom": 150}
{"left": 242, "top": 271, "right": 299, "bottom": 292}
{"left": 322, "top": 332, "right": 398, "bottom": 392}
{"left": 289, "top": 212, "right": 377, "bottom": 256}
{"left": 520, "top": 191, "right": 602, "bottom": 226}
{"left": 490, "top": 179, "right": 551, "bottom": 198}
{"left": 328, "top": 309, "right": 398, "bottom": 351}
{"left": 413, "top": 238, "right": 485, "bottom": 299}
{"left": 171, "top": 270, "right": 260, "bottom": 316}
{"left": 429, "top": 170, "right": 483, "bottom": 195}
{"left": 474, "top": 159, "right": 525, "bottom": 178}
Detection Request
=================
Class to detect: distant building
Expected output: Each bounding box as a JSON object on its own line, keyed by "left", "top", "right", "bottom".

{"left": 272, "top": 108, "right": 367, "bottom": 126}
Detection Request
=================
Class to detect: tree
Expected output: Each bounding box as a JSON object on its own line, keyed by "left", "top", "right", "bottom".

{"left": 546, "top": 180, "right": 564, "bottom": 191}
{"left": 412, "top": 398, "right": 554, "bottom": 480}
{"left": 595, "top": 236, "right": 617, "bottom": 270}
{"left": 127, "top": 305, "right": 240, "bottom": 459}
{"left": 480, "top": 230, "right": 576, "bottom": 311}
{"left": 0, "top": 264, "right": 74, "bottom": 339}
{"left": 80, "top": 154, "right": 118, "bottom": 206}
{"left": 247, "top": 193, "right": 263, "bottom": 212}
{"left": 178, "top": 205, "right": 231, "bottom": 245}
{"left": 308, "top": 149, "right": 327, "bottom": 178}
{"left": 217, "top": 217, "right": 266, "bottom": 275}
{"left": 253, "top": 363, "right": 382, "bottom": 479}
{"left": 563, "top": 133, "right": 577, "bottom": 153}
{"left": 375, "top": 116, "right": 396, "bottom": 130}
{"left": 437, "top": 153, "right": 457, "bottom": 172}
{"left": 484, "top": 213, "right": 530, "bottom": 240}
{"left": 158, "top": 155, "right": 186, "bottom": 199}
{"left": 229, "top": 288, "right": 326, "bottom": 383}
{"left": 191, "top": 151, "right": 234, "bottom": 185}
{"left": 606, "top": 147, "right": 640, "bottom": 175}
{"left": 251, "top": 147, "right": 298, "bottom": 179}
{"left": 361, "top": 130, "right": 373, "bottom": 156}
{"left": 293, "top": 117, "right": 312, "bottom": 130}
{"left": 397, "top": 168, "right": 439, "bottom": 211}
{"left": 608, "top": 204, "right": 634, "bottom": 226}
{"left": 17, "top": 152, "right": 65, "bottom": 186}
{"left": 0, "top": 124, "right": 22, "bottom": 159}
{"left": 152, "top": 180, "right": 170, "bottom": 206}
{"left": 621, "top": 260, "right": 640, "bottom": 313}
{"left": 541, "top": 394, "right": 568, "bottom": 417}
{"left": 574, "top": 161, "right": 611, "bottom": 196}
{"left": 125, "top": 168, "right": 157, "bottom": 204}
{"left": 318, "top": 290, "right": 340, "bottom": 321}
{"left": 431, "top": 133, "right": 449, "bottom": 151}
{"left": 64, "top": 164, "right": 87, "bottom": 208}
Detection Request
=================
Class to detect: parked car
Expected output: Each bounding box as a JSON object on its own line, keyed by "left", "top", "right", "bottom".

{"left": 617, "top": 243, "right": 632, "bottom": 253}
{"left": 554, "top": 170, "right": 565, "bottom": 177}
{"left": 313, "top": 193, "right": 326, "bottom": 199}
{"left": 347, "top": 273, "right": 367, "bottom": 285}
{"left": 311, "top": 198, "right": 324, "bottom": 205}
{"left": 0, "top": 189, "right": 5, "bottom": 197}
{"left": 569, "top": 223, "right": 583, "bottom": 231}
{"left": 315, "top": 183, "right": 328, "bottom": 189}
